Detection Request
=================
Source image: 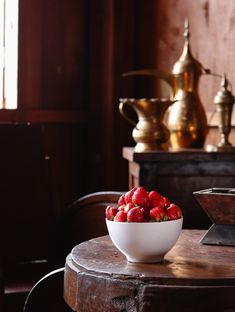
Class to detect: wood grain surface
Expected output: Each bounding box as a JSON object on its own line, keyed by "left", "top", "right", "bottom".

{"left": 64, "top": 230, "right": 235, "bottom": 311}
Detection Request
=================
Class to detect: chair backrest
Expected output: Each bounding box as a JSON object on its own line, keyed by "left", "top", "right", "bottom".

{"left": 23, "top": 267, "right": 72, "bottom": 312}
{"left": 55, "top": 191, "right": 124, "bottom": 265}
{"left": 24, "top": 191, "right": 124, "bottom": 311}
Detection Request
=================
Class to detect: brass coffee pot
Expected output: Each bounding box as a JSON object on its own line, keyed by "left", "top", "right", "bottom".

{"left": 123, "top": 19, "right": 210, "bottom": 149}
{"left": 119, "top": 98, "right": 176, "bottom": 152}
{"left": 167, "top": 19, "right": 209, "bottom": 149}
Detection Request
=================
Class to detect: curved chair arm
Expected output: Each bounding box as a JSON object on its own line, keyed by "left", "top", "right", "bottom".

{"left": 23, "top": 267, "right": 72, "bottom": 312}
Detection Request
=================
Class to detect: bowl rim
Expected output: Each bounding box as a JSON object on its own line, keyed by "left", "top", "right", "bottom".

{"left": 106, "top": 217, "right": 183, "bottom": 224}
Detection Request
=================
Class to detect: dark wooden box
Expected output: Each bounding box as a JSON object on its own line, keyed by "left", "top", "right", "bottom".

{"left": 193, "top": 188, "right": 235, "bottom": 246}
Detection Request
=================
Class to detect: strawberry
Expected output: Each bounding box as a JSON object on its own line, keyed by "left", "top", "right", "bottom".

{"left": 163, "top": 196, "right": 170, "bottom": 208}
{"left": 132, "top": 187, "right": 149, "bottom": 207}
{"left": 166, "top": 203, "right": 182, "bottom": 220}
{"left": 150, "top": 206, "right": 167, "bottom": 221}
{"left": 118, "top": 204, "right": 125, "bottom": 211}
{"left": 114, "top": 210, "right": 127, "bottom": 222}
{"left": 127, "top": 207, "right": 143, "bottom": 222}
{"left": 124, "top": 202, "right": 135, "bottom": 213}
{"left": 118, "top": 194, "right": 126, "bottom": 207}
{"left": 140, "top": 206, "right": 151, "bottom": 221}
{"left": 124, "top": 187, "right": 137, "bottom": 204}
{"left": 105, "top": 205, "right": 118, "bottom": 221}
{"left": 148, "top": 190, "right": 165, "bottom": 208}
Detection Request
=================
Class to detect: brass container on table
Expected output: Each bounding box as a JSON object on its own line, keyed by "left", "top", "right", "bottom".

{"left": 167, "top": 19, "right": 209, "bottom": 149}
{"left": 123, "top": 19, "right": 210, "bottom": 150}
{"left": 119, "top": 98, "right": 175, "bottom": 152}
{"left": 206, "top": 75, "right": 235, "bottom": 152}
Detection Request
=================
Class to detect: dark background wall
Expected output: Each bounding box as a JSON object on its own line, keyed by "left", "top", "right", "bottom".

{"left": 11, "top": 0, "right": 159, "bottom": 213}
{"left": 0, "top": 0, "right": 235, "bottom": 246}
{"left": 2, "top": 3, "right": 235, "bottom": 311}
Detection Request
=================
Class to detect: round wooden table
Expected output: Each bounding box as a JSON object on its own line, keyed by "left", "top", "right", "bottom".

{"left": 64, "top": 230, "right": 235, "bottom": 312}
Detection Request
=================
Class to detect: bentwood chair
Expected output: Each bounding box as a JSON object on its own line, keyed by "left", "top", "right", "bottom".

{"left": 23, "top": 268, "right": 71, "bottom": 312}
{"left": 57, "top": 191, "right": 124, "bottom": 262}
{"left": 23, "top": 191, "right": 124, "bottom": 311}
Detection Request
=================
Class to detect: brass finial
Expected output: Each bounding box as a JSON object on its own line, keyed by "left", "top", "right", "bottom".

{"left": 214, "top": 74, "right": 234, "bottom": 106}
{"left": 221, "top": 73, "right": 228, "bottom": 90}
{"left": 183, "top": 18, "right": 190, "bottom": 44}
{"left": 172, "top": 18, "right": 203, "bottom": 75}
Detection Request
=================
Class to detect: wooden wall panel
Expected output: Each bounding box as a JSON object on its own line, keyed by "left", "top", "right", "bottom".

{"left": 42, "top": 124, "right": 88, "bottom": 212}
{"left": 41, "top": 0, "right": 87, "bottom": 109}
{"left": 0, "top": 125, "right": 53, "bottom": 262}
{"left": 151, "top": 0, "right": 235, "bottom": 146}
{"left": 18, "top": 0, "right": 88, "bottom": 110}
{"left": 84, "top": 0, "right": 159, "bottom": 191}
{"left": 154, "top": 0, "right": 235, "bottom": 126}
{"left": 6, "top": 0, "right": 235, "bottom": 230}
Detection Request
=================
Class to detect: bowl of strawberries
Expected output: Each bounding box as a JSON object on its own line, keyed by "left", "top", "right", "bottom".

{"left": 105, "top": 186, "right": 183, "bottom": 263}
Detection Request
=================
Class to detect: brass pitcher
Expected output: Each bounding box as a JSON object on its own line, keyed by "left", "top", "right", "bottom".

{"left": 119, "top": 98, "right": 175, "bottom": 152}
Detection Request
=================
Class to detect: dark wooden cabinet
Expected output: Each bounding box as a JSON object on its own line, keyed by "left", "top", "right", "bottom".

{"left": 123, "top": 147, "right": 235, "bottom": 229}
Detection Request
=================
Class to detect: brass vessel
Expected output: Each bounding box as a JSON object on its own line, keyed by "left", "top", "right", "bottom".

{"left": 167, "top": 19, "right": 208, "bottom": 149}
{"left": 206, "top": 75, "right": 235, "bottom": 152}
{"left": 119, "top": 98, "right": 175, "bottom": 152}
{"left": 123, "top": 19, "right": 210, "bottom": 150}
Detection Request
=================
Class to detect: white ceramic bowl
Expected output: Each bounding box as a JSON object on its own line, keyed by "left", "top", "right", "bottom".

{"left": 106, "top": 218, "right": 183, "bottom": 263}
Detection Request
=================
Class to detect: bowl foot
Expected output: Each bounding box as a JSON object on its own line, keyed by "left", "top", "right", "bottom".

{"left": 126, "top": 256, "right": 164, "bottom": 263}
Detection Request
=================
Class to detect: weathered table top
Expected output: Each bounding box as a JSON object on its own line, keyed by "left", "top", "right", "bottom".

{"left": 64, "top": 230, "right": 235, "bottom": 312}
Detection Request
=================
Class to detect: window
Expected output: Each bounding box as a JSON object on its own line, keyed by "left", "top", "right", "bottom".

{"left": 0, "top": 0, "right": 18, "bottom": 109}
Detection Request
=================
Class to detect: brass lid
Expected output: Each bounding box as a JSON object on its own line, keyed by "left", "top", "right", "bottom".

{"left": 172, "top": 19, "right": 204, "bottom": 76}
{"left": 214, "top": 74, "right": 235, "bottom": 106}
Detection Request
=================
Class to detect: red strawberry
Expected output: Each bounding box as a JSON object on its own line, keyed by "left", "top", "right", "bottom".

{"left": 148, "top": 191, "right": 165, "bottom": 208}
{"left": 114, "top": 210, "right": 127, "bottom": 222}
{"left": 140, "top": 206, "right": 151, "bottom": 220}
{"left": 105, "top": 205, "right": 118, "bottom": 221}
{"left": 118, "top": 194, "right": 126, "bottom": 207}
{"left": 150, "top": 206, "right": 167, "bottom": 221}
{"left": 132, "top": 187, "right": 149, "bottom": 207}
{"left": 166, "top": 203, "right": 182, "bottom": 220}
{"left": 124, "top": 187, "right": 137, "bottom": 204}
{"left": 163, "top": 196, "right": 170, "bottom": 208}
{"left": 124, "top": 202, "right": 135, "bottom": 213}
{"left": 127, "top": 207, "right": 143, "bottom": 222}
{"left": 118, "top": 204, "right": 125, "bottom": 211}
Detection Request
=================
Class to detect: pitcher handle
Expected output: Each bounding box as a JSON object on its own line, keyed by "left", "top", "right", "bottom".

{"left": 119, "top": 98, "right": 137, "bottom": 128}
